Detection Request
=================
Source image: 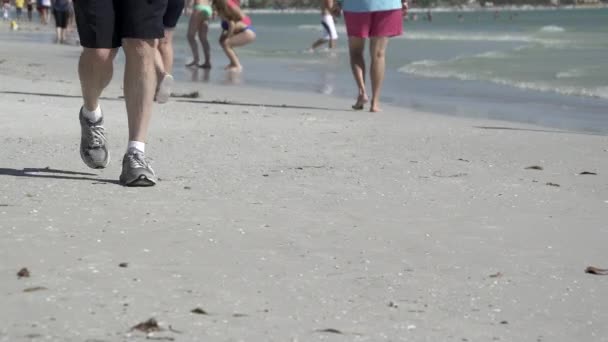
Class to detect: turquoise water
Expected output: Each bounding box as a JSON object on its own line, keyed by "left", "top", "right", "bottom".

{"left": 169, "top": 8, "right": 608, "bottom": 133}
{"left": 4, "top": 8, "right": 608, "bottom": 132}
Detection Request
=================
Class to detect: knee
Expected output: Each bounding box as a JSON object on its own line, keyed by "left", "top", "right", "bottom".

{"left": 123, "top": 39, "right": 156, "bottom": 59}
{"left": 371, "top": 48, "right": 386, "bottom": 60}
{"left": 219, "top": 38, "right": 228, "bottom": 48}
{"left": 349, "top": 48, "right": 364, "bottom": 59}
{"left": 82, "top": 48, "right": 115, "bottom": 65}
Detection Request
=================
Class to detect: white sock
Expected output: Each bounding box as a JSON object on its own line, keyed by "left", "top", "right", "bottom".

{"left": 82, "top": 105, "right": 102, "bottom": 122}
{"left": 128, "top": 141, "right": 145, "bottom": 154}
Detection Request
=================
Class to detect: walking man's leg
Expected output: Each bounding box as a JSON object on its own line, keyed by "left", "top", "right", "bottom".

{"left": 78, "top": 47, "right": 116, "bottom": 169}
{"left": 118, "top": 0, "right": 168, "bottom": 186}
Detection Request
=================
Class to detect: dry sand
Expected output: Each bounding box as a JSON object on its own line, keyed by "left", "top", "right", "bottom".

{"left": 1, "top": 40, "right": 607, "bottom": 342}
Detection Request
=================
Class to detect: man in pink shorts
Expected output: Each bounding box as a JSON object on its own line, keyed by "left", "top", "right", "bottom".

{"left": 341, "top": 0, "right": 408, "bottom": 112}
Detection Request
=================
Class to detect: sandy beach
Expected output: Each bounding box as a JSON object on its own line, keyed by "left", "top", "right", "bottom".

{"left": 1, "top": 39, "right": 608, "bottom": 342}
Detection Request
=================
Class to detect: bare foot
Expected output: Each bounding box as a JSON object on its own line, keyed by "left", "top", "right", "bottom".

{"left": 185, "top": 60, "right": 199, "bottom": 67}
{"left": 224, "top": 64, "right": 242, "bottom": 72}
{"left": 352, "top": 94, "right": 368, "bottom": 110}
{"left": 199, "top": 63, "right": 211, "bottom": 69}
{"left": 369, "top": 100, "right": 382, "bottom": 112}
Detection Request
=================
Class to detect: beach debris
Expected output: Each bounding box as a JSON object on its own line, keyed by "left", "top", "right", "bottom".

{"left": 489, "top": 272, "right": 503, "bottom": 278}
{"left": 585, "top": 266, "right": 608, "bottom": 275}
{"left": 579, "top": 171, "right": 597, "bottom": 175}
{"left": 316, "top": 328, "right": 343, "bottom": 335}
{"left": 458, "top": 158, "right": 470, "bottom": 162}
{"left": 525, "top": 166, "right": 543, "bottom": 170}
{"left": 388, "top": 301, "right": 399, "bottom": 308}
{"left": 145, "top": 337, "right": 174, "bottom": 341}
{"left": 183, "top": 186, "right": 192, "bottom": 190}
{"left": 0, "top": 204, "right": 9, "bottom": 207}
{"left": 190, "top": 308, "right": 209, "bottom": 315}
{"left": 432, "top": 171, "right": 468, "bottom": 178}
{"left": 262, "top": 174, "right": 269, "bottom": 177}
{"left": 131, "top": 318, "right": 162, "bottom": 333}
{"left": 168, "top": 326, "right": 183, "bottom": 334}
{"left": 24, "top": 334, "right": 42, "bottom": 339}
{"left": 119, "top": 262, "right": 129, "bottom": 268}
{"left": 500, "top": 320, "right": 509, "bottom": 325}
{"left": 232, "top": 313, "right": 248, "bottom": 318}
{"left": 170, "top": 91, "right": 199, "bottom": 99}
{"left": 17, "top": 267, "right": 30, "bottom": 278}
{"left": 546, "top": 182, "right": 560, "bottom": 187}
{"left": 23, "top": 286, "right": 47, "bottom": 293}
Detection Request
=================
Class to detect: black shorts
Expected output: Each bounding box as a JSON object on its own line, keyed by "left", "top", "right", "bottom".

{"left": 163, "top": 0, "right": 184, "bottom": 29}
{"left": 53, "top": 9, "right": 68, "bottom": 28}
{"left": 74, "top": 0, "right": 168, "bottom": 49}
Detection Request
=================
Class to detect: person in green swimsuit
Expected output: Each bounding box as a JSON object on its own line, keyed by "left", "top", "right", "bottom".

{"left": 186, "top": 0, "right": 212, "bottom": 68}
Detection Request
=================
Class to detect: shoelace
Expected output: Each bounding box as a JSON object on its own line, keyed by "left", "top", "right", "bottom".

{"left": 87, "top": 124, "right": 107, "bottom": 148}
{"left": 128, "top": 152, "right": 150, "bottom": 169}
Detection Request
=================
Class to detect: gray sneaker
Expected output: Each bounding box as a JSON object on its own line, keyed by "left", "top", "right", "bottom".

{"left": 79, "top": 108, "right": 110, "bottom": 169}
{"left": 119, "top": 149, "right": 157, "bottom": 187}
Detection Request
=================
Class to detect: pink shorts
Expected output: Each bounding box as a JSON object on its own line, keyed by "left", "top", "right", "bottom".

{"left": 343, "top": 10, "right": 404, "bottom": 38}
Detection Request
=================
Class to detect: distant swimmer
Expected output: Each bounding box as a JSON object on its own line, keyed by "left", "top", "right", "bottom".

{"left": 309, "top": 0, "right": 340, "bottom": 52}
{"left": 426, "top": 9, "right": 432, "bottom": 22}
{"left": 458, "top": 13, "right": 464, "bottom": 23}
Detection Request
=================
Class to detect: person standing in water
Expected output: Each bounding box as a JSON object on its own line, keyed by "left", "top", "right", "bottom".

{"left": 154, "top": 0, "right": 185, "bottom": 103}
{"left": 342, "top": 0, "right": 408, "bottom": 112}
{"left": 309, "top": 0, "right": 340, "bottom": 52}
{"left": 186, "top": 0, "right": 212, "bottom": 68}
{"left": 214, "top": 0, "right": 255, "bottom": 72}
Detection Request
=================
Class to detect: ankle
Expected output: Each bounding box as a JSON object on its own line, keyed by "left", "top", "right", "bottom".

{"left": 82, "top": 105, "right": 102, "bottom": 122}
{"left": 127, "top": 141, "right": 145, "bottom": 154}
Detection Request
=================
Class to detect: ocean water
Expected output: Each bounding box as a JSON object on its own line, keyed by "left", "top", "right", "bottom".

{"left": 169, "top": 8, "right": 608, "bottom": 133}
{"left": 4, "top": 8, "right": 608, "bottom": 133}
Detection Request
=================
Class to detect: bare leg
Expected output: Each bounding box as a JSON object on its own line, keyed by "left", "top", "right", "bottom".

{"left": 158, "top": 29, "right": 175, "bottom": 74}
{"left": 369, "top": 37, "right": 389, "bottom": 112}
{"left": 78, "top": 48, "right": 118, "bottom": 111}
{"left": 154, "top": 45, "right": 166, "bottom": 79}
{"left": 186, "top": 12, "right": 201, "bottom": 66}
{"left": 198, "top": 20, "right": 211, "bottom": 68}
{"left": 123, "top": 39, "right": 157, "bottom": 142}
{"left": 219, "top": 30, "right": 256, "bottom": 72}
{"left": 348, "top": 37, "right": 368, "bottom": 110}
{"left": 310, "top": 38, "right": 328, "bottom": 51}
